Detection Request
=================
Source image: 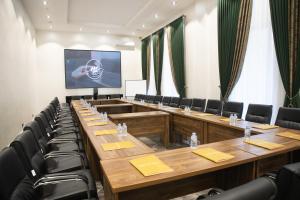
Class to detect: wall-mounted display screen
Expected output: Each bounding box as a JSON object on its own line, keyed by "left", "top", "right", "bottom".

{"left": 64, "top": 49, "right": 121, "bottom": 89}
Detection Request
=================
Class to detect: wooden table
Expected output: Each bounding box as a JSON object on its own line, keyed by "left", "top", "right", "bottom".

{"left": 101, "top": 131, "right": 300, "bottom": 200}
{"left": 109, "top": 111, "right": 170, "bottom": 146}
{"left": 89, "top": 99, "right": 124, "bottom": 106}
{"left": 71, "top": 101, "right": 154, "bottom": 180}
{"left": 95, "top": 104, "right": 133, "bottom": 114}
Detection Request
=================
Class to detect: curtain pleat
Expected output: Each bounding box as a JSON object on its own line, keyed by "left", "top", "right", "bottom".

{"left": 152, "top": 29, "right": 164, "bottom": 95}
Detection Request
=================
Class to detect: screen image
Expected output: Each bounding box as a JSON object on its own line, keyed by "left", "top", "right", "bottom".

{"left": 64, "top": 49, "right": 121, "bottom": 89}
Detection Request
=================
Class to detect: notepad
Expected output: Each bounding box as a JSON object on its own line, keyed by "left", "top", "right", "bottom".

{"left": 244, "top": 139, "right": 284, "bottom": 150}
{"left": 195, "top": 113, "right": 214, "bottom": 117}
{"left": 81, "top": 113, "right": 95, "bottom": 116}
{"left": 220, "top": 118, "right": 241, "bottom": 122}
{"left": 84, "top": 118, "right": 100, "bottom": 122}
{"left": 79, "top": 110, "right": 92, "bottom": 114}
{"left": 87, "top": 122, "right": 108, "bottom": 126}
{"left": 253, "top": 124, "right": 279, "bottom": 130}
{"left": 130, "top": 155, "right": 173, "bottom": 176}
{"left": 277, "top": 131, "right": 300, "bottom": 141}
{"left": 94, "top": 129, "right": 118, "bottom": 136}
{"left": 101, "top": 141, "right": 135, "bottom": 151}
{"left": 193, "top": 148, "right": 234, "bottom": 163}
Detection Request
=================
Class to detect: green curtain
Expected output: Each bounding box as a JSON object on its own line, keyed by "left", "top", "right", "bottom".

{"left": 169, "top": 17, "right": 186, "bottom": 97}
{"left": 152, "top": 29, "right": 164, "bottom": 95}
{"left": 218, "top": 0, "right": 252, "bottom": 100}
{"left": 269, "top": 0, "right": 300, "bottom": 107}
{"left": 141, "top": 37, "right": 151, "bottom": 80}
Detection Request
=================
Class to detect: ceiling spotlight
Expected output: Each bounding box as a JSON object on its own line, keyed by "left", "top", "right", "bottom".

{"left": 142, "top": 24, "right": 145, "bottom": 28}
{"left": 43, "top": 1, "right": 47, "bottom": 6}
{"left": 47, "top": 15, "right": 50, "bottom": 19}
{"left": 154, "top": 14, "right": 158, "bottom": 19}
{"left": 172, "top": 1, "right": 176, "bottom": 6}
{"left": 79, "top": 27, "right": 83, "bottom": 31}
{"left": 106, "top": 30, "right": 110, "bottom": 33}
{"left": 49, "top": 24, "right": 53, "bottom": 29}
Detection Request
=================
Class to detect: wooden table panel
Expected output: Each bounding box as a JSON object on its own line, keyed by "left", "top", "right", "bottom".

{"left": 96, "top": 104, "right": 133, "bottom": 114}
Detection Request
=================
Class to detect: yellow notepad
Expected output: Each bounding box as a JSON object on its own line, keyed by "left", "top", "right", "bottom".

{"left": 87, "top": 122, "right": 108, "bottom": 127}
{"left": 193, "top": 148, "right": 234, "bottom": 163}
{"left": 130, "top": 155, "right": 173, "bottom": 176}
{"left": 79, "top": 110, "right": 92, "bottom": 114}
{"left": 195, "top": 113, "right": 214, "bottom": 117}
{"left": 101, "top": 141, "right": 135, "bottom": 151}
{"left": 277, "top": 131, "right": 300, "bottom": 141}
{"left": 220, "top": 118, "right": 241, "bottom": 122}
{"left": 79, "top": 108, "right": 89, "bottom": 111}
{"left": 94, "top": 129, "right": 117, "bottom": 136}
{"left": 84, "top": 118, "right": 100, "bottom": 122}
{"left": 244, "top": 139, "right": 284, "bottom": 150}
{"left": 253, "top": 124, "right": 279, "bottom": 130}
{"left": 81, "top": 113, "right": 95, "bottom": 117}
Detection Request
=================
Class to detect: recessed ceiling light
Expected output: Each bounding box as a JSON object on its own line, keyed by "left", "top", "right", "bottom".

{"left": 47, "top": 15, "right": 50, "bottom": 19}
{"left": 172, "top": 1, "right": 176, "bottom": 6}
{"left": 154, "top": 14, "right": 159, "bottom": 19}
{"left": 79, "top": 27, "right": 83, "bottom": 31}
{"left": 43, "top": 1, "right": 47, "bottom": 6}
{"left": 49, "top": 24, "right": 53, "bottom": 29}
{"left": 106, "top": 30, "right": 110, "bottom": 33}
{"left": 142, "top": 24, "right": 145, "bottom": 28}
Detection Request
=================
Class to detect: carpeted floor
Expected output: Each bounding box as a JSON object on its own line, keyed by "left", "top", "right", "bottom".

{"left": 96, "top": 135, "right": 207, "bottom": 200}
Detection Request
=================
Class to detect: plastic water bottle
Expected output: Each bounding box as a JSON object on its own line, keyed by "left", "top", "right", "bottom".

{"left": 190, "top": 132, "right": 198, "bottom": 149}
{"left": 244, "top": 126, "right": 251, "bottom": 141}
{"left": 122, "top": 123, "right": 127, "bottom": 136}
{"left": 117, "top": 123, "right": 123, "bottom": 135}
{"left": 184, "top": 106, "right": 188, "bottom": 112}
{"left": 100, "top": 112, "right": 104, "bottom": 120}
{"left": 187, "top": 106, "right": 191, "bottom": 113}
{"left": 234, "top": 113, "right": 238, "bottom": 124}
{"left": 103, "top": 112, "right": 108, "bottom": 122}
{"left": 229, "top": 114, "right": 234, "bottom": 125}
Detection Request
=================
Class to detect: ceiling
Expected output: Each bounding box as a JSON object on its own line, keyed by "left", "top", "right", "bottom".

{"left": 22, "top": 0, "right": 195, "bottom": 38}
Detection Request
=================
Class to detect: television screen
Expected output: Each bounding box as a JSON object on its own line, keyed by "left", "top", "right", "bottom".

{"left": 64, "top": 49, "right": 121, "bottom": 89}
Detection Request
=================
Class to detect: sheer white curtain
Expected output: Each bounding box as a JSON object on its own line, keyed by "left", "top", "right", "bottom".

{"left": 147, "top": 38, "right": 157, "bottom": 95}
{"left": 229, "top": 0, "right": 285, "bottom": 123}
{"left": 161, "top": 28, "right": 179, "bottom": 97}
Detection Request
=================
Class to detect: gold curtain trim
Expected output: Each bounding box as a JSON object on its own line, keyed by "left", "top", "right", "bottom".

{"left": 167, "top": 26, "right": 179, "bottom": 94}
{"left": 224, "top": 0, "right": 253, "bottom": 100}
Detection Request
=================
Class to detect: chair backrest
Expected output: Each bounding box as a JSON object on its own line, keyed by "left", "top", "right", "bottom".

{"left": 34, "top": 113, "right": 53, "bottom": 138}
{"left": 169, "top": 97, "right": 181, "bottom": 107}
{"left": 275, "top": 107, "right": 300, "bottom": 130}
{"left": 162, "top": 96, "right": 172, "bottom": 105}
{"left": 275, "top": 162, "right": 300, "bottom": 200}
{"left": 134, "top": 94, "right": 141, "bottom": 101}
{"left": 145, "top": 95, "right": 155, "bottom": 103}
{"left": 0, "top": 147, "right": 37, "bottom": 200}
{"left": 200, "top": 177, "right": 277, "bottom": 200}
{"left": 179, "top": 98, "right": 192, "bottom": 109}
{"left": 245, "top": 104, "right": 273, "bottom": 124}
{"left": 222, "top": 101, "right": 244, "bottom": 118}
{"left": 153, "top": 96, "right": 163, "bottom": 104}
{"left": 10, "top": 130, "right": 46, "bottom": 179}
{"left": 110, "top": 94, "right": 122, "bottom": 99}
{"left": 98, "top": 95, "right": 107, "bottom": 99}
{"left": 205, "top": 99, "right": 222, "bottom": 115}
{"left": 191, "top": 98, "right": 206, "bottom": 112}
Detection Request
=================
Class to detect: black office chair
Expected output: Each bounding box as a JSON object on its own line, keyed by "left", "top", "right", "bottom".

{"left": 275, "top": 162, "right": 300, "bottom": 200}
{"left": 97, "top": 95, "right": 107, "bottom": 99}
{"left": 191, "top": 98, "right": 206, "bottom": 112}
{"left": 153, "top": 95, "right": 163, "bottom": 104}
{"left": 245, "top": 104, "right": 273, "bottom": 124}
{"left": 0, "top": 147, "right": 94, "bottom": 200}
{"left": 179, "top": 98, "right": 192, "bottom": 109}
{"left": 205, "top": 99, "right": 222, "bottom": 115}
{"left": 162, "top": 96, "right": 172, "bottom": 106}
{"left": 110, "top": 94, "right": 122, "bottom": 99}
{"left": 169, "top": 97, "right": 181, "bottom": 107}
{"left": 198, "top": 177, "right": 277, "bottom": 200}
{"left": 222, "top": 101, "right": 244, "bottom": 118}
{"left": 275, "top": 107, "right": 300, "bottom": 130}
{"left": 134, "top": 94, "right": 141, "bottom": 101}
{"left": 145, "top": 95, "right": 155, "bottom": 103}
{"left": 83, "top": 95, "right": 93, "bottom": 100}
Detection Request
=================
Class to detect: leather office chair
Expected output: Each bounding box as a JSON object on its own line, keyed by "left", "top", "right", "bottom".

{"left": 179, "top": 98, "right": 192, "bottom": 109}
{"left": 198, "top": 177, "right": 277, "bottom": 200}
{"left": 275, "top": 162, "right": 300, "bottom": 200}
{"left": 205, "top": 99, "right": 222, "bottom": 115}
{"left": 275, "top": 107, "right": 300, "bottom": 130}
{"left": 145, "top": 95, "right": 155, "bottom": 103}
{"left": 162, "top": 96, "right": 172, "bottom": 106}
{"left": 0, "top": 147, "right": 95, "bottom": 200}
{"left": 110, "top": 94, "right": 122, "bottom": 99}
{"left": 222, "top": 101, "right": 244, "bottom": 118}
{"left": 97, "top": 95, "right": 107, "bottom": 99}
{"left": 153, "top": 95, "right": 163, "bottom": 104}
{"left": 191, "top": 98, "right": 206, "bottom": 112}
{"left": 169, "top": 97, "right": 181, "bottom": 107}
{"left": 134, "top": 94, "right": 141, "bottom": 101}
{"left": 245, "top": 104, "right": 273, "bottom": 124}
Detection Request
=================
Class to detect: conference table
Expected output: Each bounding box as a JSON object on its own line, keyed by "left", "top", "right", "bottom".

{"left": 73, "top": 99, "right": 300, "bottom": 200}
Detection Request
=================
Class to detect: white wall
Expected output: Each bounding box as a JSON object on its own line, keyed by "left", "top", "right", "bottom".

{"left": 0, "top": 0, "right": 38, "bottom": 148}
{"left": 184, "top": 0, "right": 220, "bottom": 99}
{"left": 36, "top": 31, "right": 142, "bottom": 109}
